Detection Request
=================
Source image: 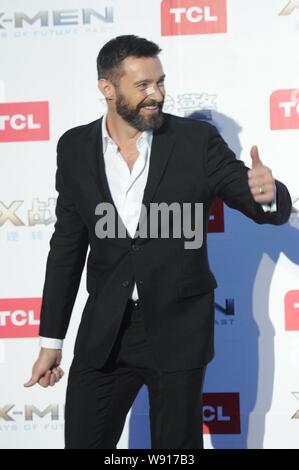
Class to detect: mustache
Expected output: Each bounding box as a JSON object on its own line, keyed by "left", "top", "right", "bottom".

{"left": 138, "top": 99, "right": 164, "bottom": 109}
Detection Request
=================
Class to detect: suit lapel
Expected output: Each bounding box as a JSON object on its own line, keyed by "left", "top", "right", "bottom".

{"left": 86, "top": 118, "right": 115, "bottom": 206}
{"left": 139, "top": 115, "right": 175, "bottom": 232}
{"left": 142, "top": 118, "right": 175, "bottom": 208}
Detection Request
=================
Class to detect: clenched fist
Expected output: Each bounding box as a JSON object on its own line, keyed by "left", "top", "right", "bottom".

{"left": 24, "top": 348, "right": 64, "bottom": 388}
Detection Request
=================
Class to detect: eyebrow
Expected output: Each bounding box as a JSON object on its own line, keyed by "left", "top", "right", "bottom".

{"left": 134, "top": 74, "right": 166, "bottom": 86}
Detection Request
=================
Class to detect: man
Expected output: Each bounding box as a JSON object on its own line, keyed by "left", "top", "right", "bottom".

{"left": 24, "top": 35, "right": 292, "bottom": 449}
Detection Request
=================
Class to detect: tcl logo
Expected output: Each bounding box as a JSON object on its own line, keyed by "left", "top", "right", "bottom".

{"left": 270, "top": 89, "right": 299, "bottom": 130}
{"left": 285, "top": 290, "right": 299, "bottom": 331}
{"left": 208, "top": 197, "right": 224, "bottom": 233}
{"left": 203, "top": 393, "right": 241, "bottom": 434}
{"left": 161, "top": 0, "right": 227, "bottom": 36}
{"left": 0, "top": 298, "right": 41, "bottom": 338}
{"left": 0, "top": 102, "right": 49, "bottom": 142}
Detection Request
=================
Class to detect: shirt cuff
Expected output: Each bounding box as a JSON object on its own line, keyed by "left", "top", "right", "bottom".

{"left": 39, "top": 337, "right": 63, "bottom": 349}
{"left": 261, "top": 186, "right": 277, "bottom": 213}
{"left": 261, "top": 198, "right": 277, "bottom": 213}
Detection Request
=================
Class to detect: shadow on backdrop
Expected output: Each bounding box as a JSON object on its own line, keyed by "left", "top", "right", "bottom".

{"left": 126, "top": 110, "right": 298, "bottom": 449}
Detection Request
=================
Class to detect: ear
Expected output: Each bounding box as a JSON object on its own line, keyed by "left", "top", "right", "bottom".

{"left": 98, "top": 78, "right": 115, "bottom": 101}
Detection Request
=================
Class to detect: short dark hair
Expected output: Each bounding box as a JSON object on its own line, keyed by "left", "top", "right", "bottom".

{"left": 97, "top": 35, "right": 162, "bottom": 83}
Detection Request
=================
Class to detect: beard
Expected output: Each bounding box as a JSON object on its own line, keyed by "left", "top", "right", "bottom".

{"left": 115, "top": 93, "right": 164, "bottom": 132}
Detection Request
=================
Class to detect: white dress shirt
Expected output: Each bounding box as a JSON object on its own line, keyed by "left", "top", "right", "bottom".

{"left": 40, "top": 114, "right": 153, "bottom": 349}
{"left": 40, "top": 116, "right": 276, "bottom": 349}
{"left": 102, "top": 114, "right": 153, "bottom": 299}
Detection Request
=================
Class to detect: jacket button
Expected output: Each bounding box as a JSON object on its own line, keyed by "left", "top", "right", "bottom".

{"left": 138, "top": 280, "right": 144, "bottom": 286}
{"left": 132, "top": 244, "right": 140, "bottom": 251}
{"left": 122, "top": 280, "right": 130, "bottom": 288}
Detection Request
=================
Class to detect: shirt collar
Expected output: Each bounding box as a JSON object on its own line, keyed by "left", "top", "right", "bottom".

{"left": 101, "top": 113, "right": 153, "bottom": 153}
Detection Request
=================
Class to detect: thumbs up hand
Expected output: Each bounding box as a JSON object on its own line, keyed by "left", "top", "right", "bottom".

{"left": 247, "top": 146, "right": 276, "bottom": 204}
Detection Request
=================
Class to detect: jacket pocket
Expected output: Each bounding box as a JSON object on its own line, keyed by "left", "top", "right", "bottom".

{"left": 177, "top": 272, "right": 217, "bottom": 298}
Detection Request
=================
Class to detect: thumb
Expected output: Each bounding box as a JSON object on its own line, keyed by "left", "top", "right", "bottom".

{"left": 24, "top": 377, "right": 37, "bottom": 388}
{"left": 250, "top": 145, "right": 262, "bottom": 169}
{"left": 24, "top": 372, "right": 41, "bottom": 388}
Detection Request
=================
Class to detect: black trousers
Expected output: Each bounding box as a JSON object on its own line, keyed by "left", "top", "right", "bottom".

{"left": 65, "top": 299, "right": 206, "bottom": 449}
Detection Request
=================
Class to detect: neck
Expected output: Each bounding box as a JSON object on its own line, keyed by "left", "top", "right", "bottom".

{"left": 106, "top": 109, "right": 142, "bottom": 147}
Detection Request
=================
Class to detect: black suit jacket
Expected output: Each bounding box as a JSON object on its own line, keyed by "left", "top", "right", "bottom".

{"left": 39, "top": 113, "right": 292, "bottom": 371}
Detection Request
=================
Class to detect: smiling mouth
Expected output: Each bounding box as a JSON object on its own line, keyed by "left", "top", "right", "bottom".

{"left": 142, "top": 106, "right": 159, "bottom": 111}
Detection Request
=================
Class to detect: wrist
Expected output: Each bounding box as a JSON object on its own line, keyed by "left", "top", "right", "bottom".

{"left": 40, "top": 347, "right": 62, "bottom": 356}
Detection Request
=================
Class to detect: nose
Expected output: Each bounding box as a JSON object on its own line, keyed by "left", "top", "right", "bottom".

{"left": 145, "top": 84, "right": 164, "bottom": 102}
